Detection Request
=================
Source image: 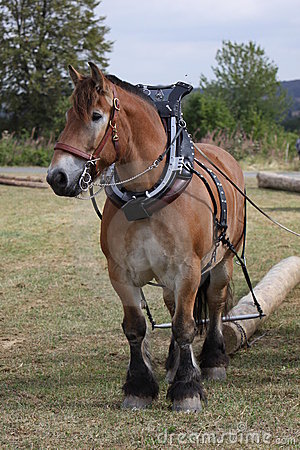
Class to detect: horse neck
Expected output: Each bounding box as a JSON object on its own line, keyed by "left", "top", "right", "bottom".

{"left": 115, "top": 90, "right": 167, "bottom": 191}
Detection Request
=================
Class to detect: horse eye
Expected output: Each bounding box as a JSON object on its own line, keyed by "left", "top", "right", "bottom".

{"left": 92, "top": 112, "right": 102, "bottom": 122}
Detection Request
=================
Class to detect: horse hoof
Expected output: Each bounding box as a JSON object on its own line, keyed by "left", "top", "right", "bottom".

{"left": 172, "top": 396, "right": 202, "bottom": 413}
{"left": 201, "top": 367, "right": 226, "bottom": 381}
{"left": 122, "top": 395, "right": 153, "bottom": 410}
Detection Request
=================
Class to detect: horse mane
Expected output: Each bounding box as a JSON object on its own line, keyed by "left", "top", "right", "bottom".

{"left": 106, "top": 75, "right": 155, "bottom": 108}
{"left": 72, "top": 74, "right": 155, "bottom": 121}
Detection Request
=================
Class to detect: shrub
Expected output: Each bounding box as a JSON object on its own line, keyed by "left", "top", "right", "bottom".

{"left": 0, "top": 130, "right": 54, "bottom": 166}
{"left": 199, "top": 126, "right": 298, "bottom": 162}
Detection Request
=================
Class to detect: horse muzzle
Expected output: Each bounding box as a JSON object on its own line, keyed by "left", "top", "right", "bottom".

{"left": 46, "top": 167, "right": 81, "bottom": 197}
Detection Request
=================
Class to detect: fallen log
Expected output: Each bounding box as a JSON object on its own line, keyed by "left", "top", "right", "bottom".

{"left": 0, "top": 175, "right": 48, "bottom": 189}
{"left": 223, "top": 256, "right": 300, "bottom": 354}
{"left": 257, "top": 172, "right": 300, "bottom": 193}
{"left": 0, "top": 174, "right": 45, "bottom": 183}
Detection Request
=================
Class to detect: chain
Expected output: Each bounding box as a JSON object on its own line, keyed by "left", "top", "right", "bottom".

{"left": 93, "top": 160, "right": 161, "bottom": 188}
{"left": 77, "top": 125, "right": 185, "bottom": 201}
{"left": 76, "top": 160, "right": 161, "bottom": 200}
{"left": 232, "top": 321, "right": 250, "bottom": 349}
{"left": 76, "top": 185, "right": 104, "bottom": 200}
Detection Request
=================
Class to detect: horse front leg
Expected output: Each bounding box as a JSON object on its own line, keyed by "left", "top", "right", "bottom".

{"left": 110, "top": 277, "right": 159, "bottom": 409}
{"left": 167, "top": 267, "right": 206, "bottom": 412}
{"left": 199, "top": 257, "right": 233, "bottom": 380}
{"left": 162, "top": 288, "right": 180, "bottom": 384}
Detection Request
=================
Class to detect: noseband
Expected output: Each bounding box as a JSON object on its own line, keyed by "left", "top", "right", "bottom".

{"left": 54, "top": 86, "right": 120, "bottom": 161}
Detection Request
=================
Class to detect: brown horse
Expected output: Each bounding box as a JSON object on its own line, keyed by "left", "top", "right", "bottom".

{"left": 47, "top": 62, "right": 245, "bottom": 412}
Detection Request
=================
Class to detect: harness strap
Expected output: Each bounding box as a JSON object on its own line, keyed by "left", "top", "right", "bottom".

{"left": 186, "top": 162, "right": 229, "bottom": 275}
{"left": 240, "top": 189, "right": 247, "bottom": 264}
{"left": 220, "top": 235, "right": 264, "bottom": 317}
{"left": 89, "top": 186, "right": 102, "bottom": 220}
{"left": 140, "top": 289, "right": 156, "bottom": 330}
{"left": 93, "top": 94, "right": 121, "bottom": 160}
{"left": 194, "top": 143, "right": 300, "bottom": 238}
{"left": 195, "top": 159, "right": 227, "bottom": 228}
{"left": 183, "top": 162, "right": 263, "bottom": 319}
{"left": 186, "top": 165, "right": 218, "bottom": 217}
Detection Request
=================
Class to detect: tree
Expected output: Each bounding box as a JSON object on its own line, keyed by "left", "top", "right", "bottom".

{"left": 183, "top": 91, "right": 235, "bottom": 141}
{"left": 0, "top": 0, "right": 112, "bottom": 134}
{"left": 200, "top": 41, "right": 290, "bottom": 138}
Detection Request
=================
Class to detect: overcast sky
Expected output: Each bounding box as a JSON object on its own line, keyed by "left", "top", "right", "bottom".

{"left": 97, "top": 0, "right": 300, "bottom": 87}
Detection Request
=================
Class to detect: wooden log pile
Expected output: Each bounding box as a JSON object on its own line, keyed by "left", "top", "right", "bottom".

{"left": 0, "top": 174, "right": 48, "bottom": 189}
{"left": 223, "top": 256, "right": 300, "bottom": 354}
{"left": 257, "top": 172, "right": 300, "bottom": 193}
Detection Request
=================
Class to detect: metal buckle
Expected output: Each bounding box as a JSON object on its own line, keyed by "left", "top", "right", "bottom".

{"left": 170, "top": 156, "right": 184, "bottom": 173}
{"left": 110, "top": 121, "right": 119, "bottom": 141}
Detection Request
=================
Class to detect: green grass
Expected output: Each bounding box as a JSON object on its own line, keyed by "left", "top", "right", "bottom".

{"left": 0, "top": 178, "right": 299, "bottom": 449}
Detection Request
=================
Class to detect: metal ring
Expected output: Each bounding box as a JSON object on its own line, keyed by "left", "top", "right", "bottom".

{"left": 79, "top": 167, "right": 92, "bottom": 191}
{"left": 113, "top": 98, "right": 120, "bottom": 111}
{"left": 142, "top": 87, "right": 151, "bottom": 96}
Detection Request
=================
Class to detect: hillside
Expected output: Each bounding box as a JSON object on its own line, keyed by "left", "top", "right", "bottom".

{"left": 281, "top": 79, "right": 300, "bottom": 116}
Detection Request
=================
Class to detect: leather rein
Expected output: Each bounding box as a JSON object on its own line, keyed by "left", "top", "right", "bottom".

{"left": 54, "top": 86, "right": 121, "bottom": 162}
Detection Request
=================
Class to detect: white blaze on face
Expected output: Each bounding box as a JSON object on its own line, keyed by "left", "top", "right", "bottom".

{"left": 48, "top": 152, "right": 86, "bottom": 178}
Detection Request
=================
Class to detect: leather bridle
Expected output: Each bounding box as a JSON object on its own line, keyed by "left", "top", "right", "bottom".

{"left": 54, "top": 86, "right": 120, "bottom": 161}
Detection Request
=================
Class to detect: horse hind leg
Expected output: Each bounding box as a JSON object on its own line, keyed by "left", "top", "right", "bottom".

{"left": 199, "top": 257, "right": 233, "bottom": 380}
{"left": 111, "top": 279, "right": 159, "bottom": 409}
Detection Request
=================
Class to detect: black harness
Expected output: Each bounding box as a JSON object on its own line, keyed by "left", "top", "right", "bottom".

{"left": 105, "top": 82, "right": 195, "bottom": 221}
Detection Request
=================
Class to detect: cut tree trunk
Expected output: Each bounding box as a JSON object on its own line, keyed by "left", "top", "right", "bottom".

{"left": 0, "top": 175, "right": 48, "bottom": 189}
{"left": 223, "top": 256, "right": 300, "bottom": 354}
{"left": 257, "top": 172, "right": 300, "bottom": 193}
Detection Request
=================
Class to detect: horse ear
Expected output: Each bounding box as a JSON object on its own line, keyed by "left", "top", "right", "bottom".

{"left": 68, "top": 65, "right": 83, "bottom": 86}
{"left": 88, "top": 61, "right": 105, "bottom": 92}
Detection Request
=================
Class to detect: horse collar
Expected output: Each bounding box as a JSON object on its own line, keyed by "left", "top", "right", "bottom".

{"left": 105, "top": 82, "right": 195, "bottom": 221}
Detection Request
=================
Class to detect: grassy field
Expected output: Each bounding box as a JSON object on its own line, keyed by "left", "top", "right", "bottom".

{"left": 0, "top": 176, "right": 299, "bottom": 449}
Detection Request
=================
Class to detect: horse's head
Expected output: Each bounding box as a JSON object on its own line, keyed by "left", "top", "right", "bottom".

{"left": 47, "top": 62, "right": 119, "bottom": 196}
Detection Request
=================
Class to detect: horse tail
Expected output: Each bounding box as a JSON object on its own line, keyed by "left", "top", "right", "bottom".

{"left": 193, "top": 274, "right": 234, "bottom": 333}
{"left": 193, "top": 273, "right": 210, "bottom": 334}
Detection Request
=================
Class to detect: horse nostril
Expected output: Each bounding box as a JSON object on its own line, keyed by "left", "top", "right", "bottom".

{"left": 47, "top": 169, "right": 68, "bottom": 191}
{"left": 54, "top": 170, "right": 68, "bottom": 188}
